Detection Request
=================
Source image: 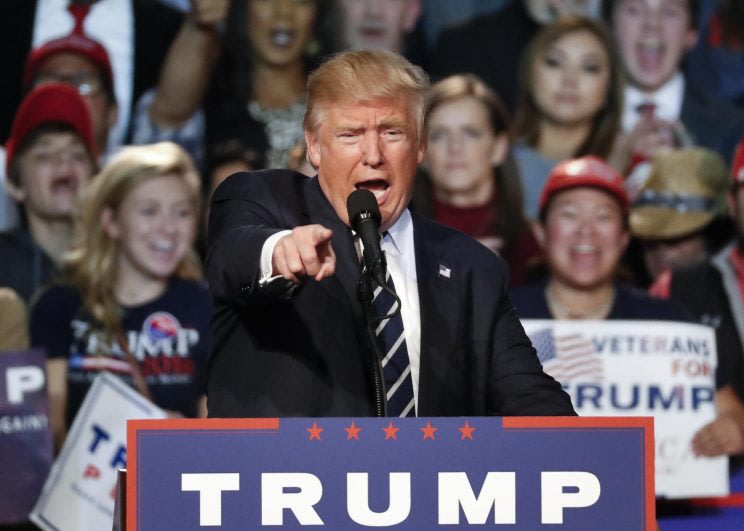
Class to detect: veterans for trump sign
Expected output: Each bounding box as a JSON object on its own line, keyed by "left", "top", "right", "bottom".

{"left": 127, "top": 417, "right": 654, "bottom": 530}
{"left": 522, "top": 319, "right": 727, "bottom": 498}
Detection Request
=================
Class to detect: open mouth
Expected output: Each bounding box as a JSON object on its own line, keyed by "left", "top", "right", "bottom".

{"left": 359, "top": 25, "right": 386, "bottom": 40}
{"left": 271, "top": 29, "right": 295, "bottom": 47}
{"left": 50, "top": 175, "right": 78, "bottom": 195}
{"left": 149, "top": 239, "right": 181, "bottom": 264}
{"left": 152, "top": 239, "right": 175, "bottom": 253}
{"left": 355, "top": 179, "right": 390, "bottom": 201}
{"left": 636, "top": 40, "right": 664, "bottom": 72}
{"left": 570, "top": 243, "right": 600, "bottom": 267}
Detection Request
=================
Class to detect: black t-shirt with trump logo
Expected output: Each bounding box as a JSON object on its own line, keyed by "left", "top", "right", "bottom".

{"left": 30, "top": 278, "right": 211, "bottom": 426}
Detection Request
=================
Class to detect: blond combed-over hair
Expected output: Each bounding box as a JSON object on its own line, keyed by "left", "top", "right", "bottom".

{"left": 304, "top": 49, "right": 430, "bottom": 140}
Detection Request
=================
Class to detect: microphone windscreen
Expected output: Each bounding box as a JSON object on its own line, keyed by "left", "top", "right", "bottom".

{"left": 347, "top": 189, "right": 381, "bottom": 226}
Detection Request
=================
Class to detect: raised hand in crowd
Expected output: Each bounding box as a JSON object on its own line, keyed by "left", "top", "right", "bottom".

{"left": 149, "top": 0, "right": 229, "bottom": 129}
{"left": 189, "top": 0, "right": 230, "bottom": 27}
{"left": 692, "top": 386, "right": 744, "bottom": 457}
{"left": 609, "top": 111, "right": 690, "bottom": 173}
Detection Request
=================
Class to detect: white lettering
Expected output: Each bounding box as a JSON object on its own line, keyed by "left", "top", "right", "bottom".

{"left": 438, "top": 472, "right": 516, "bottom": 524}
{"left": 541, "top": 471, "right": 600, "bottom": 524}
{"left": 261, "top": 473, "right": 324, "bottom": 526}
{"left": 6, "top": 366, "right": 45, "bottom": 404}
{"left": 181, "top": 473, "right": 240, "bottom": 526}
{"left": 347, "top": 472, "right": 411, "bottom": 526}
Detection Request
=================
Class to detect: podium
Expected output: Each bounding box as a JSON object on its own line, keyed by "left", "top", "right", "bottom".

{"left": 124, "top": 417, "right": 654, "bottom": 530}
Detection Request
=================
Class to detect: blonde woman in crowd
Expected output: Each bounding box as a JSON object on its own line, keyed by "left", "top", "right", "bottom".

{"left": 30, "top": 142, "right": 210, "bottom": 449}
{"left": 513, "top": 15, "right": 624, "bottom": 220}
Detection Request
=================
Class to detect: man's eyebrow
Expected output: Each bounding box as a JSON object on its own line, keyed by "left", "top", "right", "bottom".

{"left": 331, "top": 123, "right": 363, "bottom": 133}
{"left": 378, "top": 118, "right": 408, "bottom": 129}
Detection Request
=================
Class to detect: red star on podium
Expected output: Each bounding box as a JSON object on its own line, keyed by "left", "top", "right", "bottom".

{"left": 382, "top": 422, "right": 400, "bottom": 440}
{"left": 307, "top": 422, "right": 323, "bottom": 441}
{"left": 420, "top": 421, "right": 438, "bottom": 440}
{"left": 458, "top": 421, "right": 475, "bottom": 440}
{"left": 345, "top": 421, "right": 361, "bottom": 440}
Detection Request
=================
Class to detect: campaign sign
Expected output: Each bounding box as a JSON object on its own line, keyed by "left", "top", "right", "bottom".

{"left": 521, "top": 320, "right": 727, "bottom": 498}
{"left": 128, "top": 417, "right": 654, "bottom": 530}
{"left": 31, "top": 372, "right": 165, "bottom": 531}
{"left": 0, "top": 349, "right": 53, "bottom": 524}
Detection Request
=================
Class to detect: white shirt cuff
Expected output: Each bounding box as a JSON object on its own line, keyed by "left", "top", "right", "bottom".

{"left": 259, "top": 230, "right": 293, "bottom": 285}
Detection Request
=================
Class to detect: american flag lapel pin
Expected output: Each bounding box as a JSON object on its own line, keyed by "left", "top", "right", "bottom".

{"left": 438, "top": 264, "right": 451, "bottom": 279}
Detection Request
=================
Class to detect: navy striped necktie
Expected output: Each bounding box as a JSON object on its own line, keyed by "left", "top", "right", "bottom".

{"left": 372, "top": 271, "right": 415, "bottom": 417}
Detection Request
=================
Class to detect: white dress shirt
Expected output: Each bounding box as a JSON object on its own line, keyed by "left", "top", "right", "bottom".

{"left": 622, "top": 72, "right": 685, "bottom": 133}
{"left": 34, "top": 0, "right": 134, "bottom": 157}
{"left": 259, "top": 209, "right": 423, "bottom": 409}
{"left": 379, "top": 210, "right": 422, "bottom": 410}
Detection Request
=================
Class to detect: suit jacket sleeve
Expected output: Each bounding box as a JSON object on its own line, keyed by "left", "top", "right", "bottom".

{"left": 478, "top": 258, "right": 575, "bottom": 416}
{"left": 205, "top": 171, "right": 295, "bottom": 307}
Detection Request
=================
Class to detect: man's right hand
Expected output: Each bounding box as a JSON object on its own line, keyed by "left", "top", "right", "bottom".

{"left": 272, "top": 225, "right": 336, "bottom": 283}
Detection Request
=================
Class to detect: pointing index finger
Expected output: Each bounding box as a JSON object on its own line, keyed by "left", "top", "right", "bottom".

{"left": 312, "top": 225, "right": 333, "bottom": 244}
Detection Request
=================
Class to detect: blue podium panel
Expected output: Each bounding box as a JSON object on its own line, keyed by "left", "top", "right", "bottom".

{"left": 127, "top": 417, "right": 654, "bottom": 530}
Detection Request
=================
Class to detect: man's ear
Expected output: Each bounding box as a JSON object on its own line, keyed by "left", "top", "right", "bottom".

{"left": 4, "top": 179, "right": 25, "bottom": 204}
{"left": 305, "top": 129, "right": 321, "bottom": 170}
{"left": 100, "top": 207, "right": 119, "bottom": 239}
{"left": 403, "top": 0, "right": 422, "bottom": 32}
{"left": 416, "top": 137, "right": 426, "bottom": 165}
{"left": 683, "top": 27, "right": 699, "bottom": 52}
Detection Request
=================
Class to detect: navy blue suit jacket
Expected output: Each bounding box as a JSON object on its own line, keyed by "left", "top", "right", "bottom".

{"left": 205, "top": 170, "right": 574, "bottom": 418}
{"left": 681, "top": 83, "right": 744, "bottom": 164}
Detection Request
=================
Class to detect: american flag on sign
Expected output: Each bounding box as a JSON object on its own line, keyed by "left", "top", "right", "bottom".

{"left": 529, "top": 328, "right": 603, "bottom": 383}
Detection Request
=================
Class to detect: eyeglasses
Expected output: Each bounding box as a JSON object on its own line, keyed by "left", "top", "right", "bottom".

{"left": 33, "top": 72, "right": 104, "bottom": 97}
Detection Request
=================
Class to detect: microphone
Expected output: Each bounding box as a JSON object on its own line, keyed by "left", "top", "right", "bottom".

{"left": 347, "top": 189, "right": 387, "bottom": 287}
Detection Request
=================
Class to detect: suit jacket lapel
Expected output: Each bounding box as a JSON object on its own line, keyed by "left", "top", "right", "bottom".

{"left": 412, "top": 214, "right": 460, "bottom": 415}
{"left": 303, "top": 178, "right": 365, "bottom": 331}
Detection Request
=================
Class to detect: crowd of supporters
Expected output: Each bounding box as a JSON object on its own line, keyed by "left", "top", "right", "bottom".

{"left": 1, "top": 0, "right": 744, "bottom": 526}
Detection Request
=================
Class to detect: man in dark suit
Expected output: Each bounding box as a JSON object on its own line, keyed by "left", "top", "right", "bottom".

{"left": 205, "top": 49, "right": 575, "bottom": 418}
{"left": 604, "top": 0, "right": 744, "bottom": 165}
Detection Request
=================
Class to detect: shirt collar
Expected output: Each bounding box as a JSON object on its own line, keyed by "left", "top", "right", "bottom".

{"left": 384, "top": 208, "right": 412, "bottom": 256}
{"left": 623, "top": 72, "right": 685, "bottom": 132}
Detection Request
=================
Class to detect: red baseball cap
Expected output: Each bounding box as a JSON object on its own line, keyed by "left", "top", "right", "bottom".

{"left": 539, "top": 156, "right": 630, "bottom": 216}
{"left": 5, "top": 84, "right": 96, "bottom": 173}
{"left": 732, "top": 136, "right": 744, "bottom": 185}
{"left": 23, "top": 32, "right": 114, "bottom": 89}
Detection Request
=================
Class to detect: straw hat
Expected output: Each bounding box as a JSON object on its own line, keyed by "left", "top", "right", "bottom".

{"left": 630, "top": 148, "right": 728, "bottom": 239}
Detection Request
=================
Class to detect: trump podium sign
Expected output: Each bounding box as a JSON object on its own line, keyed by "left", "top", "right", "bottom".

{"left": 127, "top": 417, "right": 654, "bottom": 530}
